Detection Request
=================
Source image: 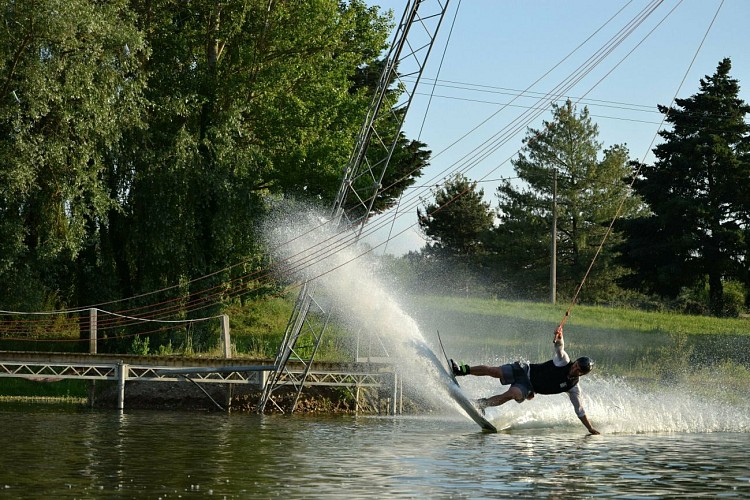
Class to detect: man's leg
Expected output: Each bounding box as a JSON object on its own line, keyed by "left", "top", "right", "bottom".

{"left": 477, "top": 386, "right": 524, "bottom": 410}
{"left": 467, "top": 365, "right": 505, "bottom": 381}
{"left": 450, "top": 360, "right": 506, "bottom": 381}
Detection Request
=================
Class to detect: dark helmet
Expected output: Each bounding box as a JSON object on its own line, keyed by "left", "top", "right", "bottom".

{"left": 576, "top": 356, "right": 594, "bottom": 374}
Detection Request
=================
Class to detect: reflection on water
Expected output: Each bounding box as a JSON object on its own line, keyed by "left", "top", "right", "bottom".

{"left": 0, "top": 404, "right": 748, "bottom": 498}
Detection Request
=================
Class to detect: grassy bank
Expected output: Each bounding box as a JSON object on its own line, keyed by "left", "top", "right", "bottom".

{"left": 3, "top": 295, "right": 750, "bottom": 402}
{"left": 413, "top": 295, "right": 750, "bottom": 336}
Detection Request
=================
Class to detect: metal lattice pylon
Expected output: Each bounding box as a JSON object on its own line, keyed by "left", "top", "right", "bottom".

{"left": 257, "top": 0, "right": 451, "bottom": 414}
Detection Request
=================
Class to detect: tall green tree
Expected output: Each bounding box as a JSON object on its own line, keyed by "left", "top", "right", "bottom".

{"left": 0, "top": 0, "right": 147, "bottom": 310}
{"left": 619, "top": 58, "right": 750, "bottom": 316}
{"left": 416, "top": 174, "right": 495, "bottom": 295}
{"left": 111, "top": 1, "right": 395, "bottom": 303}
{"left": 492, "top": 100, "right": 643, "bottom": 301}
{"left": 418, "top": 174, "right": 494, "bottom": 258}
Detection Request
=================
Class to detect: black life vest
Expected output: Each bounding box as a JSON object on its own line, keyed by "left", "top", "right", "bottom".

{"left": 529, "top": 359, "right": 579, "bottom": 395}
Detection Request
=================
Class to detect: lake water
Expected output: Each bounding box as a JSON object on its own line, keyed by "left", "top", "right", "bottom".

{"left": 1, "top": 397, "right": 749, "bottom": 499}
{"left": 4, "top": 212, "right": 750, "bottom": 497}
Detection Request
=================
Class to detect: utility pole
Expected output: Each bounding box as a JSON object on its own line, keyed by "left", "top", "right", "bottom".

{"left": 550, "top": 169, "right": 557, "bottom": 304}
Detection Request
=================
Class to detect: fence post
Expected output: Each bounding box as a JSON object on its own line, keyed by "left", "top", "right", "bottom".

{"left": 89, "top": 308, "right": 97, "bottom": 354}
{"left": 221, "top": 314, "right": 231, "bottom": 359}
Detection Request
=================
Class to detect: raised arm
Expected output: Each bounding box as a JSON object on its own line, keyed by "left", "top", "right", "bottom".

{"left": 552, "top": 325, "right": 570, "bottom": 366}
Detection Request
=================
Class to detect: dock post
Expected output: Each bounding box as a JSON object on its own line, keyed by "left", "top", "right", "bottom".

{"left": 88, "top": 308, "right": 98, "bottom": 407}
{"left": 399, "top": 376, "right": 403, "bottom": 415}
{"left": 221, "top": 314, "right": 232, "bottom": 411}
{"left": 355, "top": 385, "right": 361, "bottom": 414}
{"left": 391, "top": 371, "right": 398, "bottom": 416}
{"left": 117, "top": 362, "right": 128, "bottom": 410}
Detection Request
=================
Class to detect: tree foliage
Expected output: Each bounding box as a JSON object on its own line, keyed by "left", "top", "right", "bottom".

{"left": 0, "top": 1, "right": 432, "bottom": 342}
{"left": 619, "top": 58, "right": 750, "bottom": 316}
{"left": 415, "top": 174, "right": 495, "bottom": 296}
{"left": 0, "top": 0, "right": 147, "bottom": 309}
{"left": 492, "top": 100, "right": 644, "bottom": 301}
{"left": 343, "top": 58, "right": 431, "bottom": 223}
{"left": 417, "top": 174, "right": 494, "bottom": 258}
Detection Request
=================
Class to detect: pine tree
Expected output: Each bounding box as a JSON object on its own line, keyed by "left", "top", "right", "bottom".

{"left": 417, "top": 174, "right": 495, "bottom": 296}
{"left": 620, "top": 58, "right": 750, "bottom": 316}
{"left": 492, "top": 100, "right": 643, "bottom": 301}
{"left": 418, "top": 174, "right": 494, "bottom": 258}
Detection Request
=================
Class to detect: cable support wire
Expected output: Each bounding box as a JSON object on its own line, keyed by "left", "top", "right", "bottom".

{"left": 415, "top": 78, "right": 657, "bottom": 113}
{"left": 349, "top": 0, "right": 675, "bottom": 252}
{"left": 0, "top": 308, "right": 222, "bottom": 342}
{"left": 413, "top": 92, "right": 664, "bottom": 125}
{"left": 2, "top": 322, "right": 190, "bottom": 344}
{"left": 369, "top": 0, "right": 668, "bottom": 215}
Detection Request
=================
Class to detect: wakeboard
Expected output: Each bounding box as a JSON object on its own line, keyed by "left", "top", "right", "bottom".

{"left": 417, "top": 332, "right": 497, "bottom": 433}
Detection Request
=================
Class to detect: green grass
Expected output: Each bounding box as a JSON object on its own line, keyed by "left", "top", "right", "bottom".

{"left": 225, "top": 293, "right": 352, "bottom": 360}
{"left": 416, "top": 295, "right": 750, "bottom": 336}
{"left": 225, "top": 295, "right": 294, "bottom": 358}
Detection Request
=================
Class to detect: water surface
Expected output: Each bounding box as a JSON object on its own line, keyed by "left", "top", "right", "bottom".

{"left": 1, "top": 403, "right": 748, "bottom": 498}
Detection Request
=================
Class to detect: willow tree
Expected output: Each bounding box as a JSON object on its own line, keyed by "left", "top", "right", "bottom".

{"left": 492, "top": 100, "right": 643, "bottom": 301}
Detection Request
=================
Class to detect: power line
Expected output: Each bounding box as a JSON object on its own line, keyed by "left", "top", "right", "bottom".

{"left": 413, "top": 80, "right": 660, "bottom": 114}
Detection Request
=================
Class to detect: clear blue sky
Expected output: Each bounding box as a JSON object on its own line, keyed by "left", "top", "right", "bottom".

{"left": 361, "top": 0, "right": 750, "bottom": 255}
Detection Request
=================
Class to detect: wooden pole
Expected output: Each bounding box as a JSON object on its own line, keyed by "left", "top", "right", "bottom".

{"left": 89, "top": 308, "right": 98, "bottom": 354}
{"left": 221, "top": 314, "right": 231, "bottom": 358}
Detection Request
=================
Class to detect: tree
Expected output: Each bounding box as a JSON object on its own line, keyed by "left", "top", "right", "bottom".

{"left": 619, "top": 58, "right": 750, "bottom": 316}
{"left": 416, "top": 174, "right": 495, "bottom": 296}
{"left": 1, "top": 1, "right": 430, "bottom": 344}
{"left": 492, "top": 100, "right": 643, "bottom": 301}
{"left": 342, "top": 59, "right": 432, "bottom": 223}
{"left": 418, "top": 174, "right": 494, "bottom": 258}
{"left": 88, "top": 0, "right": 401, "bottom": 349}
{"left": 0, "top": 0, "right": 147, "bottom": 310}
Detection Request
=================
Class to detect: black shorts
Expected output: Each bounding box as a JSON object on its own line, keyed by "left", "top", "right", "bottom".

{"left": 500, "top": 361, "right": 534, "bottom": 401}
